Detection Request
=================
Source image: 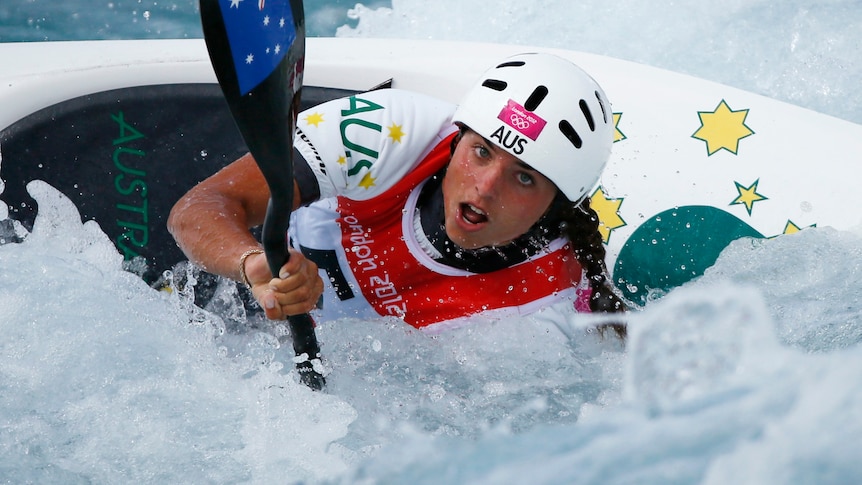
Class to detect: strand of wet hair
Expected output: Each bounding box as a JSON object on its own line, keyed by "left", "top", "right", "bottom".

{"left": 560, "top": 197, "right": 628, "bottom": 339}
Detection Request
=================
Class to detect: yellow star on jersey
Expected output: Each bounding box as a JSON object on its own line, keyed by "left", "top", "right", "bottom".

{"left": 336, "top": 155, "right": 347, "bottom": 165}
{"left": 590, "top": 186, "right": 626, "bottom": 243}
{"left": 692, "top": 100, "right": 755, "bottom": 155}
{"left": 730, "top": 179, "right": 768, "bottom": 215}
{"left": 357, "top": 172, "right": 377, "bottom": 190}
{"left": 387, "top": 123, "right": 406, "bottom": 143}
{"left": 613, "top": 112, "right": 626, "bottom": 143}
{"left": 304, "top": 112, "right": 325, "bottom": 127}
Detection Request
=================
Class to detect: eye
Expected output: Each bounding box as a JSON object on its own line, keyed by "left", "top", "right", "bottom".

{"left": 473, "top": 144, "right": 491, "bottom": 159}
{"left": 516, "top": 171, "right": 535, "bottom": 186}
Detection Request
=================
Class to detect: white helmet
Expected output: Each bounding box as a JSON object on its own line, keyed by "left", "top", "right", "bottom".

{"left": 452, "top": 52, "right": 613, "bottom": 203}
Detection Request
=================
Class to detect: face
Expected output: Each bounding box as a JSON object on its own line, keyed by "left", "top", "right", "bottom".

{"left": 442, "top": 129, "right": 558, "bottom": 250}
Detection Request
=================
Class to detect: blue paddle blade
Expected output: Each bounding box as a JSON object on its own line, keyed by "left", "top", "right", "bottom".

{"left": 218, "top": 0, "right": 297, "bottom": 96}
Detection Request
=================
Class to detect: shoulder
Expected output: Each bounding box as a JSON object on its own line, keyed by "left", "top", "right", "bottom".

{"left": 298, "top": 88, "right": 455, "bottom": 140}
{"left": 297, "top": 89, "right": 457, "bottom": 200}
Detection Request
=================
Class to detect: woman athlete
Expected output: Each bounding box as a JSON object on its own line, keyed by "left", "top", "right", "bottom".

{"left": 168, "top": 53, "right": 626, "bottom": 337}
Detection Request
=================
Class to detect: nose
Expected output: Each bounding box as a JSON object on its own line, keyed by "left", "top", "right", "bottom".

{"left": 473, "top": 159, "right": 504, "bottom": 198}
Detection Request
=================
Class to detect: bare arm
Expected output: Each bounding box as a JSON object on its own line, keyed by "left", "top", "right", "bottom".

{"left": 168, "top": 152, "right": 272, "bottom": 279}
{"left": 168, "top": 153, "right": 319, "bottom": 318}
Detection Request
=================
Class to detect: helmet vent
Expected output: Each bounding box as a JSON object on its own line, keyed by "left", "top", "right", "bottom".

{"left": 481, "top": 79, "right": 508, "bottom": 92}
{"left": 559, "top": 120, "right": 583, "bottom": 149}
{"left": 524, "top": 86, "right": 548, "bottom": 111}
{"left": 579, "top": 100, "right": 596, "bottom": 132}
{"left": 595, "top": 90, "right": 609, "bottom": 123}
{"left": 496, "top": 60, "right": 526, "bottom": 69}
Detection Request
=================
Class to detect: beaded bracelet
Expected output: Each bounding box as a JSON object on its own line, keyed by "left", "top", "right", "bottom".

{"left": 238, "top": 248, "right": 265, "bottom": 288}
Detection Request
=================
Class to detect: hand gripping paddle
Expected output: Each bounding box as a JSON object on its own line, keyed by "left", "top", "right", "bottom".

{"left": 200, "top": 0, "right": 325, "bottom": 390}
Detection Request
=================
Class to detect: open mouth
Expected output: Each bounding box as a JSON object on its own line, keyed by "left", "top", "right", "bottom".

{"left": 460, "top": 203, "right": 488, "bottom": 225}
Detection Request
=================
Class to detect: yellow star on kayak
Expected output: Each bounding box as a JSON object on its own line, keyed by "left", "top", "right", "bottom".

{"left": 784, "top": 220, "right": 802, "bottom": 235}
{"left": 730, "top": 179, "right": 768, "bottom": 215}
{"left": 692, "top": 100, "right": 754, "bottom": 155}
{"left": 304, "top": 112, "right": 324, "bottom": 127}
{"left": 590, "top": 186, "right": 626, "bottom": 243}
{"left": 613, "top": 112, "right": 626, "bottom": 143}
{"left": 782, "top": 220, "right": 815, "bottom": 235}
{"left": 358, "top": 172, "right": 376, "bottom": 190}
{"left": 387, "top": 123, "right": 406, "bottom": 143}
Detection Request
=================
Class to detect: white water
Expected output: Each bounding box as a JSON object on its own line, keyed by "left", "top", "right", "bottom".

{"left": 337, "top": 0, "right": 862, "bottom": 125}
{"left": 3, "top": 1, "right": 862, "bottom": 483}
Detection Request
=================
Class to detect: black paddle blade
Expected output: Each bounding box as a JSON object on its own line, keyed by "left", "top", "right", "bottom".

{"left": 200, "top": 0, "right": 324, "bottom": 390}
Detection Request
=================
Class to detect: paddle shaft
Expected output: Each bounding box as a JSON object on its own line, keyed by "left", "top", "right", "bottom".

{"left": 199, "top": 0, "right": 324, "bottom": 389}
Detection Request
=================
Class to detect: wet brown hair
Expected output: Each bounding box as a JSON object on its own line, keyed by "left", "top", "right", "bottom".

{"left": 558, "top": 197, "right": 628, "bottom": 339}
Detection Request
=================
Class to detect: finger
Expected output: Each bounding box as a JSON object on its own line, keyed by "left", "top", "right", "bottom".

{"left": 262, "top": 292, "right": 317, "bottom": 320}
{"left": 286, "top": 277, "right": 323, "bottom": 316}
{"left": 259, "top": 290, "right": 285, "bottom": 320}
{"left": 268, "top": 273, "right": 309, "bottom": 294}
{"left": 277, "top": 248, "right": 308, "bottom": 279}
{"left": 281, "top": 299, "right": 318, "bottom": 317}
{"left": 259, "top": 290, "right": 316, "bottom": 319}
{"left": 271, "top": 259, "right": 319, "bottom": 293}
{"left": 269, "top": 279, "right": 319, "bottom": 307}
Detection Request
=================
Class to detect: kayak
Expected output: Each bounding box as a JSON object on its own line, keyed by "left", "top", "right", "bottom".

{"left": 3, "top": 37, "right": 861, "bottom": 305}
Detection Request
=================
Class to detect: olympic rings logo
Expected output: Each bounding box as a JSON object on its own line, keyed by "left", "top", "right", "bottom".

{"left": 509, "top": 114, "right": 532, "bottom": 130}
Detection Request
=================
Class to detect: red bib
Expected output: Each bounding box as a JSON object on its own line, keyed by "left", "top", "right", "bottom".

{"left": 336, "top": 135, "right": 585, "bottom": 328}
